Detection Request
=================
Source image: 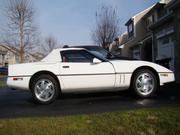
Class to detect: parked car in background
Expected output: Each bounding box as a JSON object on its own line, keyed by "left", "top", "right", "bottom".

{"left": 0, "top": 67, "right": 8, "bottom": 75}
{"left": 7, "top": 48, "right": 175, "bottom": 104}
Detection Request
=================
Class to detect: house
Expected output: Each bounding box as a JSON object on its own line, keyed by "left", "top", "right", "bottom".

{"left": 28, "top": 52, "right": 45, "bottom": 62}
{"left": 0, "top": 44, "right": 45, "bottom": 67}
{"left": 120, "top": 5, "right": 155, "bottom": 61}
{"left": 0, "top": 48, "right": 7, "bottom": 67}
{"left": 118, "top": 0, "right": 180, "bottom": 82}
{"left": 0, "top": 45, "right": 20, "bottom": 67}
{"left": 148, "top": 0, "right": 180, "bottom": 82}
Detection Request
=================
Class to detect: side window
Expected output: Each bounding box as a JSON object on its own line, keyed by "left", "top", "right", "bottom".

{"left": 61, "top": 50, "right": 95, "bottom": 63}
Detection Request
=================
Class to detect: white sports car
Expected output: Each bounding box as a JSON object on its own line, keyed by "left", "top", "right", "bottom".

{"left": 7, "top": 48, "right": 175, "bottom": 104}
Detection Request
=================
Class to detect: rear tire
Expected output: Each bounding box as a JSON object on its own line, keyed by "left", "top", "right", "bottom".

{"left": 31, "top": 74, "right": 60, "bottom": 104}
{"left": 132, "top": 69, "right": 158, "bottom": 98}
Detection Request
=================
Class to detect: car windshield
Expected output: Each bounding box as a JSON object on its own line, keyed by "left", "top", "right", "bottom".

{"left": 71, "top": 46, "right": 116, "bottom": 59}
{"left": 86, "top": 47, "right": 115, "bottom": 59}
{"left": 83, "top": 50, "right": 108, "bottom": 62}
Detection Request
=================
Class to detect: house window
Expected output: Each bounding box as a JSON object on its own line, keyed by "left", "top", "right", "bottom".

{"left": 157, "top": 8, "right": 167, "bottom": 19}
{"left": 162, "top": 37, "right": 169, "bottom": 44}
{"left": 146, "top": 15, "right": 154, "bottom": 31}
{"left": 128, "top": 22, "right": 134, "bottom": 38}
{"left": 157, "top": 35, "right": 174, "bottom": 46}
{"left": 156, "top": 34, "right": 175, "bottom": 67}
{"left": 132, "top": 46, "right": 140, "bottom": 60}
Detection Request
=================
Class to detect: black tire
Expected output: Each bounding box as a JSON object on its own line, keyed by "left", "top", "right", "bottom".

{"left": 132, "top": 69, "right": 158, "bottom": 98}
{"left": 31, "top": 74, "right": 60, "bottom": 104}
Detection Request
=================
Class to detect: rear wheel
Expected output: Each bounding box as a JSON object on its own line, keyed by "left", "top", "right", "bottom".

{"left": 31, "top": 74, "right": 60, "bottom": 104}
{"left": 132, "top": 69, "right": 158, "bottom": 98}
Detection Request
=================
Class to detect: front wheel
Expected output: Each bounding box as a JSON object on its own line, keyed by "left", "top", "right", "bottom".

{"left": 132, "top": 69, "right": 158, "bottom": 98}
{"left": 31, "top": 75, "right": 60, "bottom": 104}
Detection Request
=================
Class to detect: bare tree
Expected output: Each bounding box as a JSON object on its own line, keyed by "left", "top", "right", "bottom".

{"left": 92, "top": 6, "right": 121, "bottom": 50}
{"left": 2, "top": 0, "right": 39, "bottom": 63}
{"left": 42, "top": 35, "right": 58, "bottom": 54}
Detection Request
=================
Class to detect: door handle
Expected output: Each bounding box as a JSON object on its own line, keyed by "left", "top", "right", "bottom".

{"left": 62, "top": 66, "right": 70, "bottom": 68}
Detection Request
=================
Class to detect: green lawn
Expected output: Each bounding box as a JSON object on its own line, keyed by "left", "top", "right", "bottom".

{"left": 0, "top": 108, "right": 180, "bottom": 135}
{"left": 0, "top": 75, "right": 6, "bottom": 88}
{"left": 0, "top": 80, "right": 6, "bottom": 87}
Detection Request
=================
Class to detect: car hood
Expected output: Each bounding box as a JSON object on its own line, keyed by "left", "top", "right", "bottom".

{"left": 109, "top": 60, "right": 173, "bottom": 73}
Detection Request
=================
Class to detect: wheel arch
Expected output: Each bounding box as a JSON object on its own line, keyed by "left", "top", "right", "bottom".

{"left": 29, "top": 70, "right": 61, "bottom": 91}
{"left": 130, "top": 66, "right": 160, "bottom": 87}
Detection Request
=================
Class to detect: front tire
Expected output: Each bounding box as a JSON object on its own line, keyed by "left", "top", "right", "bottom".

{"left": 132, "top": 69, "right": 158, "bottom": 98}
{"left": 31, "top": 74, "right": 60, "bottom": 104}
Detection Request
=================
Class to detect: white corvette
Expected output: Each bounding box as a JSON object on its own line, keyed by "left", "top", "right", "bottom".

{"left": 7, "top": 48, "right": 175, "bottom": 104}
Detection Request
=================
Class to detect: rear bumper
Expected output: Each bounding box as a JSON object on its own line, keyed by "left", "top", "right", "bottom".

{"left": 7, "top": 77, "right": 30, "bottom": 90}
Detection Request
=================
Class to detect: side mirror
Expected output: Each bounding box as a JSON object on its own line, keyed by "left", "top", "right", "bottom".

{"left": 93, "top": 58, "right": 101, "bottom": 64}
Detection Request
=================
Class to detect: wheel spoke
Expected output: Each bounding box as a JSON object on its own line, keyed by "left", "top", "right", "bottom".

{"left": 45, "top": 82, "right": 53, "bottom": 89}
{"left": 137, "top": 86, "right": 143, "bottom": 92}
{"left": 143, "top": 85, "right": 149, "bottom": 92}
{"left": 48, "top": 89, "right": 54, "bottom": 94}
{"left": 149, "top": 84, "right": 153, "bottom": 89}
{"left": 44, "top": 92, "right": 49, "bottom": 99}
{"left": 142, "top": 74, "right": 146, "bottom": 80}
{"left": 41, "top": 80, "right": 46, "bottom": 89}
{"left": 137, "top": 79, "right": 142, "bottom": 84}
{"left": 36, "top": 85, "right": 41, "bottom": 91}
{"left": 39, "top": 91, "right": 45, "bottom": 98}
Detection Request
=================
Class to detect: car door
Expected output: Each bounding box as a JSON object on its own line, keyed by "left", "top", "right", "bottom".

{"left": 60, "top": 50, "right": 115, "bottom": 92}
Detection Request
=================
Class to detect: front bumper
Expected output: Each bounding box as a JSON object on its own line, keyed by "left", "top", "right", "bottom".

{"left": 159, "top": 72, "right": 175, "bottom": 86}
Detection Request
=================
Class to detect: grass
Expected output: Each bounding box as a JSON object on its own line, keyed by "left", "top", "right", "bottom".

{"left": 0, "top": 108, "right": 180, "bottom": 135}
{"left": 0, "top": 75, "right": 6, "bottom": 88}
{"left": 0, "top": 80, "right": 6, "bottom": 88}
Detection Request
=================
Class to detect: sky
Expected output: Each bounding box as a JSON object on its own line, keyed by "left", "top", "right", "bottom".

{"left": 0, "top": 0, "right": 159, "bottom": 46}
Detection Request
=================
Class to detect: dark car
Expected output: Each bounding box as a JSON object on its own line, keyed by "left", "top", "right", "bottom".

{"left": 71, "top": 45, "right": 136, "bottom": 60}
{"left": 0, "top": 67, "right": 8, "bottom": 75}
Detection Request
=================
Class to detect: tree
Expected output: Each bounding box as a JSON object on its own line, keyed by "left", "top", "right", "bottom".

{"left": 2, "top": 0, "right": 39, "bottom": 63}
{"left": 92, "top": 6, "right": 121, "bottom": 50}
{"left": 42, "top": 35, "right": 58, "bottom": 54}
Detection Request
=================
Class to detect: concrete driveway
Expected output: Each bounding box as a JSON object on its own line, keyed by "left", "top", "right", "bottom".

{"left": 0, "top": 84, "right": 180, "bottom": 118}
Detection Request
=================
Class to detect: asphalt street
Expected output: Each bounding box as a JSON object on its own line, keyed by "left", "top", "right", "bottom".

{"left": 0, "top": 83, "right": 180, "bottom": 119}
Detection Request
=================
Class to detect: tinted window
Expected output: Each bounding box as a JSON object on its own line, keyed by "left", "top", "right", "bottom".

{"left": 61, "top": 50, "right": 95, "bottom": 63}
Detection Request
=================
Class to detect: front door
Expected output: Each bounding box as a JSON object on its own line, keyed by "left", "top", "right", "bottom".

{"left": 60, "top": 50, "right": 115, "bottom": 91}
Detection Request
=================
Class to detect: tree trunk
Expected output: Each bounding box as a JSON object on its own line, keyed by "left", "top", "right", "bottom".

{"left": 20, "top": 14, "right": 25, "bottom": 63}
